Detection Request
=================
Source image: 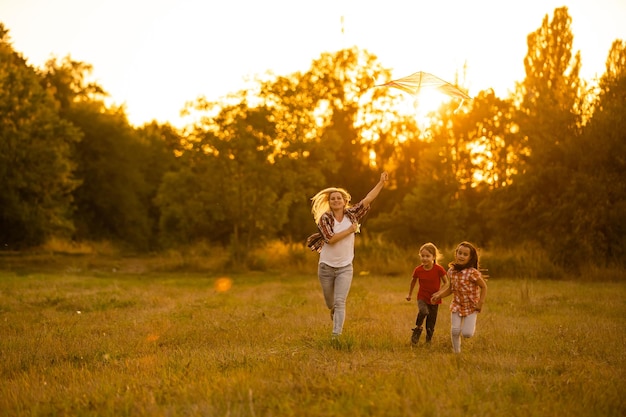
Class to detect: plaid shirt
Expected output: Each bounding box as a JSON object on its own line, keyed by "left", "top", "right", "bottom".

{"left": 448, "top": 267, "right": 483, "bottom": 317}
{"left": 306, "top": 201, "right": 370, "bottom": 252}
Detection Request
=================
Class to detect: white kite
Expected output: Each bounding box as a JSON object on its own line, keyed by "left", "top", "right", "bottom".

{"left": 377, "top": 71, "right": 471, "bottom": 112}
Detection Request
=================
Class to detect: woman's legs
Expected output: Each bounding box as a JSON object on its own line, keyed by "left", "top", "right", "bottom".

{"left": 450, "top": 312, "right": 477, "bottom": 353}
{"left": 318, "top": 263, "right": 353, "bottom": 336}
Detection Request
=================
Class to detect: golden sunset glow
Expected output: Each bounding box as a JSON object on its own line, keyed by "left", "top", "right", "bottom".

{"left": 400, "top": 89, "right": 454, "bottom": 128}
{"left": 1, "top": 1, "right": 624, "bottom": 128}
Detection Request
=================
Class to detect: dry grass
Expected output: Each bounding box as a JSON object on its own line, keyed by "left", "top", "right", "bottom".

{"left": 23, "top": 238, "right": 626, "bottom": 281}
{"left": 0, "top": 256, "right": 624, "bottom": 417}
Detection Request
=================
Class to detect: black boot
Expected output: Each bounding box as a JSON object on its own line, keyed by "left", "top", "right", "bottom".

{"left": 426, "top": 328, "right": 434, "bottom": 343}
{"left": 411, "top": 327, "right": 423, "bottom": 345}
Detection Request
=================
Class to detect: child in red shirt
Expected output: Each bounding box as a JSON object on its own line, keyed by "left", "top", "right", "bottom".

{"left": 406, "top": 243, "right": 448, "bottom": 345}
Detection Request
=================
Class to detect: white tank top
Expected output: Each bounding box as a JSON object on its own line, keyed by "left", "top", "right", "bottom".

{"left": 319, "top": 215, "right": 355, "bottom": 267}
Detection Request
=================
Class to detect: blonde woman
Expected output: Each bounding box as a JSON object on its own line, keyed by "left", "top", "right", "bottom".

{"left": 306, "top": 172, "right": 388, "bottom": 338}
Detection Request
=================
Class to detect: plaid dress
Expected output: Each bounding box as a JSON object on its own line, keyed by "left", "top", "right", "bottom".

{"left": 448, "top": 267, "right": 483, "bottom": 317}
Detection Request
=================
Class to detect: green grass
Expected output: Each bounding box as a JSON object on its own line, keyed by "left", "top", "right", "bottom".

{"left": 0, "top": 262, "right": 625, "bottom": 417}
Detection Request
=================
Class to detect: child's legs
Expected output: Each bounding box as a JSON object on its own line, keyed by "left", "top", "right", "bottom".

{"left": 450, "top": 312, "right": 478, "bottom": 353}
{"left": 461, "top": 312, "right": 477, "bottom": 338}
{"left": 425, "top": 304, "right": 439, "bottom": 340}
{"left": 450, "top": 312, "right": 463, "bottom": 353}
{"left": 415, "top": 299, "right": 429, "bottom": 327}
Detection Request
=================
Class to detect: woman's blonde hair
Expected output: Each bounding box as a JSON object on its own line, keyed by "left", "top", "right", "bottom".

{"left": 310, "top": 187, "right": 351, "bottom": 224}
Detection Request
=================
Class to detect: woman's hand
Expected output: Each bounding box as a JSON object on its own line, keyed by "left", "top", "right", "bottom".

{"left": 363, "top": 172, "right": 389, "bottom": 207}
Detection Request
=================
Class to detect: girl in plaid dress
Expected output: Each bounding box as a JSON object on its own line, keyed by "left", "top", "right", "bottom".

{"left": 431, "top": 241, "right": 487, "bottom": 353}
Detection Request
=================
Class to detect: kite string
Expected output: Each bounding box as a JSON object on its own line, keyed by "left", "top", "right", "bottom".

{"left": 454, "top": 99, "right": 465, "bottom": 114}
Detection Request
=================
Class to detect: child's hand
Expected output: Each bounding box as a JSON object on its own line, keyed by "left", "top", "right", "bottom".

{"left": 405, "top": 296, "right": 411, "bottom": 301}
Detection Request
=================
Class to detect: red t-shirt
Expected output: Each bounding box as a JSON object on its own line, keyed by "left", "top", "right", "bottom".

{"left": 412, "top": 264, "right": 447, "bottom": 304}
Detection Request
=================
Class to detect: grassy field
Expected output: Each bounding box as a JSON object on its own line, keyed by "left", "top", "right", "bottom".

{"left": 0, "top": 257, "right": 625, "bottom": 417}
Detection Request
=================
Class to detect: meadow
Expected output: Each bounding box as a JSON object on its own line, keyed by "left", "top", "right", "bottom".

{"left": 0, "top": 250, "right": 625, "bottom": 417}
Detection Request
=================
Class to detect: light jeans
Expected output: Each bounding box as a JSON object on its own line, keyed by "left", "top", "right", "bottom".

{"left": 318, "top": 262, "right": 353, "bottom": 335}
{"left": 450, "top": 312, "right": 477, "bottom": 353}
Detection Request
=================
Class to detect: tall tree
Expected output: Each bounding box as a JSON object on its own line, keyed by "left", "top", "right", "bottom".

{"left": 299, "top": 48, "right": 389, "bottom": 201}
{"left": 455, "top": 90, "right": 526, "bottom": 190}
{"left": 159, "top": 47, "right": 406, "bottom": 251}
{"left": 42, "top": 57, "right": 152, "bottom": 249}
{"left": 135, "top": 122, "right": 181, "bottom": 245}
{"left": 157, "top": 98, "right": 294, "bottom": 261}
{"left": 501, "top": 7, "right": 585, "bottom": 264}
{"left": 566, "top": 40, "right": 626, "bottom": 265}
{"left": 69, "top": 104, "right": 152, "bottom": 248}
{"left": 517, "top": 6, "right": 583, "bottom": 158}
{"left": 253, "top": 70, "right": 343, "bottom": 243}
{"left": 391, "top": 98, "right": 478, "bottom": 247}
{"left": 0, "top": 25, "right": 80, "bottom": 247}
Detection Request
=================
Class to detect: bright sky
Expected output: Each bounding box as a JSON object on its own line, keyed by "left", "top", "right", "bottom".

{"left": 2, "top": 0, "right": 625, "bottom": 127}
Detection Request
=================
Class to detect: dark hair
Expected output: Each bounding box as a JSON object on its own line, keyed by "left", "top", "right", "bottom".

{"left": 449, "top": 241, "right": 479, "bottom": 271}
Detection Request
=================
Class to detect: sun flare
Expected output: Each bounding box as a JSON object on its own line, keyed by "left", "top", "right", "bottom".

{"left": 394, "top": 89, "right": 454, "bottom": 128}
{"left": 214, "top": 277, "right": 233, "bottom": 293}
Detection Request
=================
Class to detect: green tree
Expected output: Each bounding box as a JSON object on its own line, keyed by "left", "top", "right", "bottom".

{"left": 404, "top": 98, "right": 477, "bottom": 246}
{"left": 517, "top": 6, "right": 583, "bottom": 157}
{"left": 297, "top": 48, "right": 390, "bottom": 203}
{"left": 372, "top": 96, "right": 468, "bottom": 248}
{"left": 71, "top": 105, "right": 152, "bottom": 248}
{"left": 42, "top": 57, "right": 152, "bottom": 249}
{"left": 254, "top": 47, "right": 402, "bottom": 242}
{"left": 135, "top": 122, "right": 181, "bottom": 245}
{"left": 456, "top": 90, "right": 526, "bottom": 190}
{"left": 372, "top": 174, "right": 463, "bottom": 248}
{"left": 565, "top": 40, "right": 626, "bottom": 265}
{"left": 0, "top": 25, "right": 80, "bottom": 247}
{"left": 445, "top": 90, "right": 528, "bottom": 246}
{"left": 159, "top": 47, "right": 406, "bottom": 252}
{"left": 253, "top": 71, "right": 342, "bottom": 243}
{"left": 499, "top": 7, "right": 585, "bottom": 264}
{"left": 155, "top": 152, "right": 224, "bottom": 245}
{"left": 287, "top": 47, "right": 410, "bottom": 239}
{"left": 157, "top": 98, "right": 294, "bottom": 261}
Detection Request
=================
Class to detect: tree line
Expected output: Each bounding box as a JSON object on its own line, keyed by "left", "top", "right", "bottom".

{"left": 1, "top": 7, "right": 624, "bottom": 270}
